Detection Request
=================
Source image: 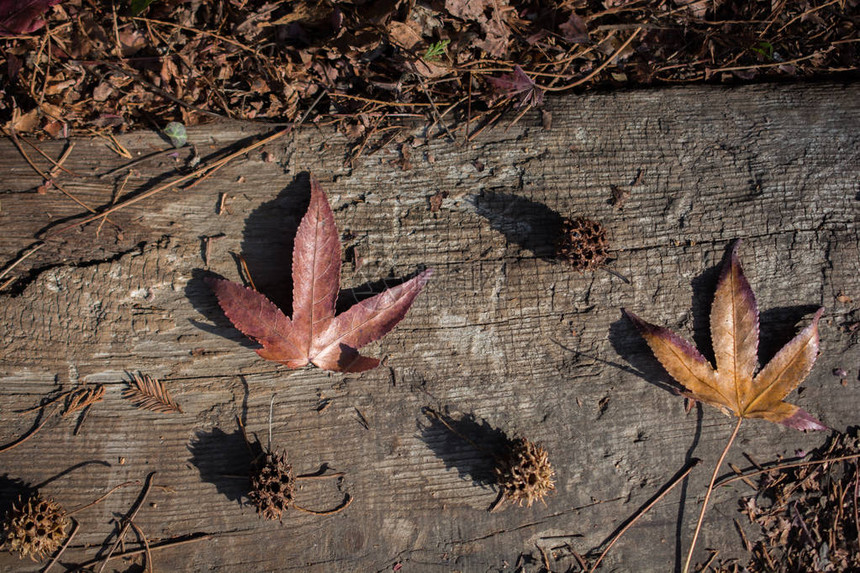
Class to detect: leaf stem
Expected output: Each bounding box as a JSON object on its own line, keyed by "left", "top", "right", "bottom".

{"left": 589, "top": 457, "right": 699, "bottom": 572}
{"left": 683, "top": 417, "right": 743, "bottom": 573}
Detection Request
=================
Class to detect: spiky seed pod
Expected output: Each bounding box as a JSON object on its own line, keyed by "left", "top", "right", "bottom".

{"left": 555, "top": 217, "right": 609, "bottom": 271}
{"left": 248, "top": 450, "right": 295, "bottom": 520}
{"left": 1, "top": 494, "right": 69, "bottom": 561}
{"left": 496, "top": 438, "right": 555, "bottom": 507}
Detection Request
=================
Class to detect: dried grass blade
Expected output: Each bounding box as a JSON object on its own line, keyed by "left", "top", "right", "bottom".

{"left": 123, "top": 372, "right": 183, "bottom": 414}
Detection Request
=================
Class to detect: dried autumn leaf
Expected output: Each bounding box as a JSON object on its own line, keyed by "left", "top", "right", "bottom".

{"left": 123, "top": 372, "right": 183, "bottom": 413}
{"left": 0, "top": 0, "right": 61, "bottom": 35}
{"left": 625, "top": 240, "right": 826, "bottom": 431}
{"left": 486, "top": 65, "right": 544, "bottom": 109}
{"left": 208, "top": 178, "right": 431, "bottom": 373}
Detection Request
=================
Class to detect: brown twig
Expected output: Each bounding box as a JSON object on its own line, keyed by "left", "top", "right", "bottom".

{"left": 98, "top": 146, "right": 193, "bottom": 179}
{"left": 42, "top": 91, "right": 325, "bottom": 238}
{"left": 715, "top": 452, "right": 860, "bottom": 488}
{"left": 129, "top": 521, "right": 153, "bottom": 573}
{"left": 704, "top": 49, "right": 834, "bottom": 78}
{"left": 2, "top": 127, "right": 120, "bottom": 229}
{"left": 0, "top": 406, "right": 59, "bottom": 453}
{"left": 19, "top": 138, "right": 80, "bottom": 177}
{"left": 539, "top": 28, "right": 642, "bottom": 92}
{"left": 237, "top": 254, "right": 258, "bottom": 291}
{"left": 409, "top": 63, "right": 455, "bottom": 142}
{"left": 683, "top": 417, "right": 743, "bottom": 573}
{"left": 96, "top": 471, "right": 157, "bottom": 573}
{"left": 131, "top": 17, "right": 257, "bottom": 53}
{"left": 96, "top": 170, "right": 130, "bottom": 237}
{"left": 293, "top": 494, "right": 353, "bottom": 516}
{"left": 0, "top": 241, "right": 45, "bottom": 284}
{"left": 72, "top": 532, "right": 211, "bottom": 570}
{"left": 589, "top": 457, "right": 700, "bottom": 572}
{"left": 67, "top": 481, "right": 142, "bottom": 516}
{"left": 699, "top": 549, "right": 719, "bottom": 571}
{"left": 41, "top": 517, "right": 79, "bottom": 573}
{"left": 295, "top": 470, "right": 347, "bottom": 481}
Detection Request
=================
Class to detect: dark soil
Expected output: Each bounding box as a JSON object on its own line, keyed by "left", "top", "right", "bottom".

{"left": 1, "top": 0, "right": 858, "bottom": 143}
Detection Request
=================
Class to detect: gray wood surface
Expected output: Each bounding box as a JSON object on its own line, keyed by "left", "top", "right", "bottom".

{"left": 1, "top": 82, "right": 858, "bottom": 572}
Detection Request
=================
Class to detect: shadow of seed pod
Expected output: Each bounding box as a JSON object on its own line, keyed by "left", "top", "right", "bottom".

{"left": 1, "top": 493, "right": 69, "bottom": 561}
{"left": 422, "top": 408, "right": 555, "bottom": 511}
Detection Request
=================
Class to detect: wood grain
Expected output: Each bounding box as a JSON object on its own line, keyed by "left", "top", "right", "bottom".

{"left": 1, "top": 83, "right": 858, "bottom": 572}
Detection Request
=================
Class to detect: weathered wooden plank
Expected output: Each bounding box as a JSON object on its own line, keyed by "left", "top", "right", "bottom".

{"left": 1, "top": 83, "right": 858, "bottom": 572}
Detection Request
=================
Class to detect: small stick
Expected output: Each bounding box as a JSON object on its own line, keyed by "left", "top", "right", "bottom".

{"left": 409, "top": 64, "right": 455, "bottom": 142}
{"left": 854, "top": 463, "right": 859, "bottom": 553}
{"left": 96, "top": 170, "right": 131, "bottom": 237}
{"left": 791, "top": 500, "right": 816, "bottom": 547}
{"left": 328, "top": 93, "right": 433, "bottom": 107}
{"left": 42, "top": 91, "right": 325, "bottom": 238}
{"left": 0, "top": 242, "right": 45, "bottom": 283}
{"left": 293, "top": 494, "right": 352, "bottom": 516}
{"left": 72, "top": 532, "right": 211, "bottom": 570}
{"left": 42, "top": 517, "right": 79, "bottom": 573}
{"left": 2, "top": 127, "right": 120, "bottom": 228}
{"left": 202, "top": 235, "right": 224, "bottom": 267}
{"left": 699, "top": 549, "right": 718, "bottom": 571}
{"left": 129, "top": 521, "right": 153, "bottom": 573}
{"left": 34, "top": 460, "right": 112, "bottom": 491}
{"left": 704, "top": 49, "right": 833, "bottom": 78}
{"left": 354, "top": 407, "right": 370, "bottom": 430}
{"left": 465, "top": 71, "right": 472, "bottom": 145}
{"left": 99, "top": 147, "right": 192, "bottom": 179}
{"left": 716, "top": 452, "right": 860, "bottom": 488}
{"left": 728, "top": 462, "right": 757, "bottom": 489}
{"left": 570, "top": 548, "right": 588, "bottom": 570}
{"left": 217, "top": 192, "right": 229, "bottom": 215}
{"left": 537, "top": 543, "right": 551, "bottom": 571}
{"left": 683, "top": 418, "right": 743, "bottom": 573}
{"left": 96, "top": 472, "right": 157, "bottom": 573}
{"left": 539, "top": 28, "right": 643, "bottom": 92}
{"left": 488, "top": 490, "right": 505, "bottom": 513}
{"left": 237, "top": 254, "right": 257, "bottom": 291}
{"left": 296, "top": 471, "right": 346, "bottom": 481}
{"left": 19, "top": 138, "right": 80, "bottom": 177}
{"left": 67, "top": 481, "right": 141, "bottom": 516}
{"left": 131, "top": 17, "right": 256, "bottom": 54}
{"left": 267, "top": 394, "right": 276, "bottom": 451}
{"left": 0, "top": 406, "right": 58, "bottom": 453}
{"left": 601, "top": 266, "right": 631, "bottom": 284}
{"left": 589, "top": 457, "right": 700, "bottom": 572}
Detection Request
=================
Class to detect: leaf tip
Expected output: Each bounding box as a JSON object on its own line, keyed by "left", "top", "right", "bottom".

{"left": 622, "top": 308, "right": 651, "bottom": 334}
{"left": 781, "top": 408, "right": 827, "bottom": 432}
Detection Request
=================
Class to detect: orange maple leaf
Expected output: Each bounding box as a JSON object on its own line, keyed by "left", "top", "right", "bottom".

{"left": 625, "top": 240, "right": 826, "bottom": 431}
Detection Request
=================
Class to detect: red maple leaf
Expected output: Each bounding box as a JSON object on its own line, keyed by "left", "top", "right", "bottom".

{"left": 208, "top": 178, "right": 431, "bottom": 373}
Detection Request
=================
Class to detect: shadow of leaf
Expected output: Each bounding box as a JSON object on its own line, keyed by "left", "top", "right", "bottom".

{"left": 759, "top": 305, "right": 823, "bottom": 366}
{"left": 185, "top": 173, "right": 310, "bottom": 339}
{"left": 608, "top": 314, "right": 680, "bottom": 395}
